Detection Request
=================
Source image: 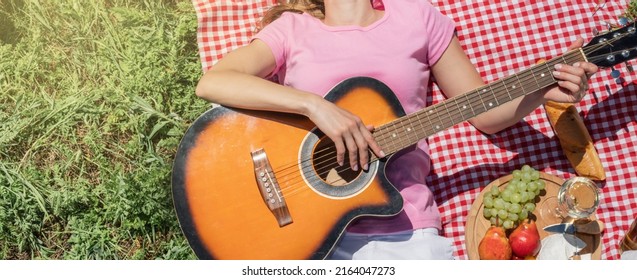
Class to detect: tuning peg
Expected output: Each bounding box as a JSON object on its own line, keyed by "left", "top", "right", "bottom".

{"left": 592, "top": 27, "right": 599, "bottom": 36}
{"left": 609, "top": 67, "right": 624, "bottom": 84}
{"left": 610, "top": 67, "right": 621, "bottom": 78}
{"left": 626, "top": 62, "right": 634, "bottom": 73}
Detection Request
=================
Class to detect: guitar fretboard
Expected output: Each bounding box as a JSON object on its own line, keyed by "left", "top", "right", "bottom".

{"left": 371, "top": 49, "right": 587, "bottom": 159}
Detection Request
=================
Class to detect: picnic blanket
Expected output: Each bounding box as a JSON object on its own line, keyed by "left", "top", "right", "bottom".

{"left": 192, "top": 0, "right": 637, "bottom": 259}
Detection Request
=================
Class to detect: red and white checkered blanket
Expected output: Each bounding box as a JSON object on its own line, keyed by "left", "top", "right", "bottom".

{"left": 193, "top": 0, "right": 637, "bottom": 260}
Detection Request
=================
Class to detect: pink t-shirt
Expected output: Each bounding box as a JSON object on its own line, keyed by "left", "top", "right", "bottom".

{"left": 254, "top": 0, "right": 456, "bottom": 233}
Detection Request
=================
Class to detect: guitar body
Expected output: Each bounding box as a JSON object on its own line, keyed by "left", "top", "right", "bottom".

{"left": 172, "top": 77, "right": 405, "bottom": 259}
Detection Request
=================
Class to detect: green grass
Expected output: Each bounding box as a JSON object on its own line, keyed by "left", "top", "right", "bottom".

{"left": 0, "top": 0, "right": 207, "bottom": 259}
{"left": 626, "top": 0, "right": 637, "bottom": 19}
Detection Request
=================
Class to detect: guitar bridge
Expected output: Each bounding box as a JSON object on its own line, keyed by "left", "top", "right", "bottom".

{"left": 251, "top": 148, "right": 292, "bottom": 227}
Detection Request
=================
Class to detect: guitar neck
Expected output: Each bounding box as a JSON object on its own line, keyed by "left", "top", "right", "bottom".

{"left": 371, "top": 49, "right": 587, "bottom": 158}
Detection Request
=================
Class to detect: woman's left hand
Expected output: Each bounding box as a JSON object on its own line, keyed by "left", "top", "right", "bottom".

{"left": 543, "top": 38, "right": 599, "bottom": 103}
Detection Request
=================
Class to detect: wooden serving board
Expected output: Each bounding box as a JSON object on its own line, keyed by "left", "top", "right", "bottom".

{"left": 464, "top": 172, "right": 601, "bottom": 260}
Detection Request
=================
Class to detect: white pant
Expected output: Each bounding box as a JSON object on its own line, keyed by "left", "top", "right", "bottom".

{"left": 328, "top": 228, "right": 455, "bottom": 260}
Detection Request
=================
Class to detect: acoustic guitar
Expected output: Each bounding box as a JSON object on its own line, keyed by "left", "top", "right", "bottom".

{"left": 172, "top": 23, "right": 637, "bottom": 259}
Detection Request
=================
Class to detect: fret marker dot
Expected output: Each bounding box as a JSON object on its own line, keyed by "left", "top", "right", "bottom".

{"left": 462, "top": 105, "right": 467, "bottom": 109}
{"left": 512, "top": 85, "right": 516, "bottom": 89}
{"left": 392, "top": 133, "right": 397, "bottom": 138}
{"left": 407, "top": 128, "right": 412, "bottom": 132}
{"left": 488, "top": 102, "right": 493, "bottom": 107}
{"left": 435, "top": 125, "right": 441, "bottom": 130}
{"left": 541, "top": 73, "right": 545, "bottom": 77}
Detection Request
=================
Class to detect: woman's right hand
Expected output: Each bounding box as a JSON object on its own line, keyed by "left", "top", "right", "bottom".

{"left": 305, "top": 96, "right": 385, "bottom": 172}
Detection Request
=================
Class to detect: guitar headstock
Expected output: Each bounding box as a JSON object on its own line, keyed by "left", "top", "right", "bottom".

{"left": 584, "top": 21, "right": 637, "bottom": 68}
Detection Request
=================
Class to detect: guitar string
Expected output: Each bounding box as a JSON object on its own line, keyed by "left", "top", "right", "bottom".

{"left": 275, "top": 51, "right": 582, "bottom": 188}
{"left": 344, "top": 47, "right": 598, "bottom": 157}
{"left": 272, "top": 34, "right": 630, "bottom": 196}
{"left": 276, "top": 47, "right": 604, "bottom": 195}
{"left": 279, "top": 52, "right": 594, "bottom": 195}
{"left": 278, "top": 59, "right": 616, "bottom": 195}
{"left": 272, "top": 58, "right": 563, "bottom": 186}
{"left": 326, "top": 35, "right": 624, "bottom": 161}
{"left": 277, "top": 57, "right": 575, "bottom": 196}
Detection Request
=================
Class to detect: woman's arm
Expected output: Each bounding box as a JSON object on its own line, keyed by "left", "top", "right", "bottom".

{"left": 431, "top": 36, "right": 598, "bottom": 134}
{"left": 195, "top": 39, "right": 383, "bottom": 171}
{"left": 195, "top": 40, "right": 315, "bottom": 114}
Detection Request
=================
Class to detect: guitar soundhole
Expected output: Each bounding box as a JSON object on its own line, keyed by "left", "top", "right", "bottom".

{"left": 300, "top": 129, "right": 377, "bottom": 198}
{"left": 312, "top": 137, "right": 363, "bottom": 186}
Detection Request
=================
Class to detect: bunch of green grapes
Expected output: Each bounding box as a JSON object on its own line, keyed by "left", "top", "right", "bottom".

{"left": 482, "top": 165, "right": 546, "bottom": 229}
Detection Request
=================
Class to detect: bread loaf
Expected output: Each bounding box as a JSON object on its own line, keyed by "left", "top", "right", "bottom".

{"left": 544, "top": 100, "right": 606, "bottom": 180}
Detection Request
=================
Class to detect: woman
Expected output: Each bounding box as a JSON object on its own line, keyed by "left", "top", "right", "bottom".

{"left": 195, "top": 0, "right": 597, "bottom": 259}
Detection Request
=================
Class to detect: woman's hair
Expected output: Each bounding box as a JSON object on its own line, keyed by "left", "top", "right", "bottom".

{"left": 260, "top": 0, "right": 325, "bottom": 29}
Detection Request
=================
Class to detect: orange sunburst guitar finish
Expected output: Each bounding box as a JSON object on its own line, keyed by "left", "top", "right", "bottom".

{"left": 172, "top": 77, "right": 405, "bottom": 259}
